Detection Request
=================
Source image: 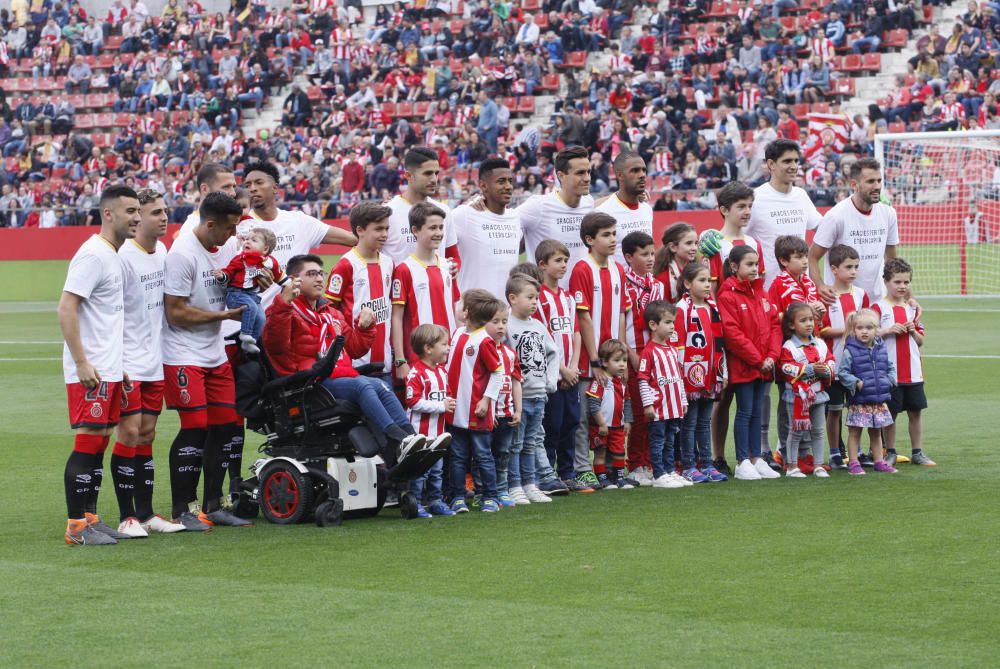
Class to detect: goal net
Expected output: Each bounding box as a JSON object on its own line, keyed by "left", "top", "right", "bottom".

{"left": 874, "top": 129, "right": 1000, "bottom": 297}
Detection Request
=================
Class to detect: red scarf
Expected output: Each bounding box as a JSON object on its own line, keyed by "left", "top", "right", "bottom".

{"left": 289, "top": 297, "right": 357, "bottom": 378}
{"left": 781, "top": 337, "right": 824, "bottom": 431}
{"left": 677, "top": 293, "right": 725, "bottom": 398}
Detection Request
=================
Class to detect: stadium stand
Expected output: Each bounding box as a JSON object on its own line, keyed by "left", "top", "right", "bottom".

{"left": 0, "top": 0, "right": 993, "bottom": 227}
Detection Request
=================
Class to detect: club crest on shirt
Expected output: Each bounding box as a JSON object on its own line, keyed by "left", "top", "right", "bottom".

{"left": 329, "top": 275, "right": 343, "bottom": 295}
{"left": 465, "top": 345, "right": 476, "bottom": 357}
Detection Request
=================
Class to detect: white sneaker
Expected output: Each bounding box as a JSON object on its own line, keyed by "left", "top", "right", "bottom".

{"left": 734, "top": 459, "right": 762, "bottom": 480}
{"left": 669, "top": 472, "right": 694, "bottom": 487}
{"left": 754, "top": 459, "right": 781, "bottom": 479}
{"left": 814, "top": 467, "right": 830, "bottom": 478}
{"left": 117, "top": 517, "right": 149, "bottom": 538}
{"left": 633, "top": 467, "right": 651, "bottom": 486}
{"left": 524, "top": 484, "right": 552, "bottom": 503}
{"left": 785, "top": 467, "right": 806, "bottom": 478}
{"left": 652, "top": 473, "right": 685, "bottom": 488}
{"left": 397, "top": 434, "right": 427, "bottom": 462}
{"left": 509, "top": 486, "right": 531, "bottom": 505}
{"left": 141, "top": 514, "right": 187, "bottom": 533}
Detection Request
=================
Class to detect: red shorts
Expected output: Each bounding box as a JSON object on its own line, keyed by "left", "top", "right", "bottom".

{"left": 67, "top": 381, "right": 123, "bottom": 430}
{"left": 589, "top": 425, "right": 626, "bottom": 455}
{"left": 164, "top": 363, "right": 237, "bottom": 428}
{"left": 121, "top": 380, "right": 165, "bottom": 417}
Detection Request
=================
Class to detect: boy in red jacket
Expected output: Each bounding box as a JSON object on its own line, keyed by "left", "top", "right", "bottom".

{"left": 717, "top": 245, "right": 783, "bottom": 481}
{"left": 214, "top": 227, "right": 287, "bottom": 354}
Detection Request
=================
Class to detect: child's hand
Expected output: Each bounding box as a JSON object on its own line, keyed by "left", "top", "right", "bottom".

{"left": 444, "top": 397, "right": 457, "bottom": 413}
{"left": 810, "top": 300, "right": 826, "bottom": 318}
{"left": 598, "top": 424, "right": 608, "bottom": 437}
{"left": 890, "top": 323, "right": 908, "bottom": 336}
{"left": 474, "top": 397, "right": 489, "bottom": 418}
{"left": 643, "top": 406, "right": 655, "bottom": 420}
{"left": 905, "top": 321, "right": 916, "bottom": 333}
{"left": 509, "top": 411, "right": 521, "bottom": 427}
{"left": 856, "top": 380, "right": 864, "bottom": 391}
{"left": 561, "top": 365, "right": 579, "bottom": 386}
{"left": 761, "top": 357, "right": 774, "bottom": 373}
{"left": 211, "top": 269, "right": 225, "bottom": 281}
{"left": 593, "top": 367, "right": 609, "bottom": 386}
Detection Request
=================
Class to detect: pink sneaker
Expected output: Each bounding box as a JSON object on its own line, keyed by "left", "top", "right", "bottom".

{"left": 874, "top": 461, "right": 898, "bottom": 474}
{"left": 848, "top": 460, "right": 865, "bottom": 476}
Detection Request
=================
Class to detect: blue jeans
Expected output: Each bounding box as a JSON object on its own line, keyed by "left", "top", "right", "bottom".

{"left": 321, "top": 376, "right": 408, "bottom": 433}
{"left": 682, "top": 397, "right": 714, "bottom": 470}
{"left": 542, "top": 386, "right": 579, "bottom": 480}
{"left": 648, "top": 418, "right": 681, "bottom": 479}
{"left": 852, "top": 36, "right": 880, "bottom": 53}
{"left": 226, "top": 288, "right": 265, "bottom": 339}
{"left": 733, "top": 380, "right": 766, "bottom": 462}
{"left": 449, "top": 426, "right": 496, "bottom": 502}
{"left": 409, "top": 459, "right": 444, "bottom": 504}
{"left": 509, "top": 397, "right": 543, "bottom": 487}
{"left": 490, "top": 418, "right": 515, "bottom": 494}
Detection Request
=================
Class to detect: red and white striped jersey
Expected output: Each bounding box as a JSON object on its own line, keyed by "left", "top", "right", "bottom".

{"left": 330, "top": 28, "right": 352, "bottom": 60}
{"left": 695, "top": 34, "right": 716, "bottom": 54}
{"left": 140, "top": 152, "right": 160, "bottom": 173}
{"left": 391, "top": 254, "right": 457, "bottom": 363}
{"left": 708, "top": 233, "right": 764, "bottom": 285}
{"left": 939, "top": 102, "right": 966, "bottom": 124}
{"left": 623, "top": 267, "right": 664, "bottom": 354}
{"left": 405, "top": 359, "right": 449, "bottom": 438}
{"left": 325, "top": 249, "right": 394, "bottom": 367}
{"left": 586, "top": 375, "right": 628, "bottom": 428}
{"left": 309, "top": 0, "right": 331, "bottom": 12}
{"left": 446, "top": 327, "right": 503, "bottom": 431}
{"left": 84, "top": 157, "right": 101, "bottom": 172}
{"left": 873, "top": 299, "right": 924, "bottom": 384}
{"left": 653, "top": 151, "right": 671, "bottom": 175}
{"left": 810, "top": 36, "right": 834, "bottom": 62}
{"left": 137, "top": 117, "right": 158, "bottom": 136}
{"left": 570, "top": 254, "right": 631, "bottom": 377}
{"left": 636, "top": 341, "right": 687, "bottom": 421}
{"left": 534, "top": 284, "right": 577, "bottom": 369}
{"left": 738, "top": 88, "right": 761, "bottom": 112}
{"left": 609, "top": 53, "right": 633, "bottom": 72}
{"left": 820, "top": 285, "right": 868, "bottom": 360}
{"left": 494, "top": 342, "right": 522, "bottom": 419}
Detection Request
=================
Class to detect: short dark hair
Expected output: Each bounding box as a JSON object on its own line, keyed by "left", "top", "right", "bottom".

{"left": 724, "top": 244, "right": 759, "bottom": 278}
{"left": 243, "top": 160, "right": 280, "bottom": 184}
{"left": 598, "top": 338, "right": 630, "bottom": 362}
{"left": 580, "top": 212, "right": 617, "bottom": 247}
{"left": 612, "top": 149, "right": 643, "bottom": 174}
{"left": 195, "top": 162, "right": 233, "bottom": 188}
{"left": 643, "top": 300, "right": 676, "bottom": 328}
{"left": 478, "top": 157, "right": 512, "bottom": 181}
{"left": 781, "top": 301, "right": 814, "bottom": 339}
{"left": 404, "top": 146, "right": 438, "bottom": 172}
{"left": 828, "top": 244, "right": 859, "bottom": 268}
{"left": 716, "top": 181, "right": 755, "bottom": 210}
{"left": 849, "top": 157, "right": 882, "bottom": 180}
{"left": 349, "top": 201, "right": 392, "bottom": 234}
{"left": 286, "top": 254, "right": 323, "bottom": 277}
{"left": 508, "top": 262, "right": 543, "bottom": 283}
{"left": 408, "top": 201, "right": 446, "bottom": 232}
{"left": 505, "top": 273, "right": 540, "bottom": 301}
{"left": 555, "top": 145, "right": 589, "bottom": 174}
{"left": 883, "top": 257, "right": 913, "bottom": 281}
{"left": 535, "top": 239, "right": 570, "bottom": 264}
{"left": 774, "top": 235, "right": 810, "bottom": 263}
{"left": 199, "top": 191, "right": 243, "bottom": 222}
{"left": 621, "top": 231, "right": 655, "bottom": 257}
{"left": 764, "top": 139, "right": 801, "bottom": 164}
{"left": 463, "top": 289, "right": 505, "bottom": 327}
{"left": 135, "top": 188, "right": 162, "bottom": 205}
{"left": 100, "top": 184, "right": 139, "bottom": 207}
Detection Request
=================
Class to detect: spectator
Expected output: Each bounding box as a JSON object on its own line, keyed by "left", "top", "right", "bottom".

{"left": 282, "top": 85, "right": 312, "bottom": 126}
{"left": 852, "top": 6, "right": 884, "bottom": 54}
{"left": 476, "top": 89, "right": 499, "bottom": 153}
{"left": 514, "top": 13, "right": 540, "bottom": 46}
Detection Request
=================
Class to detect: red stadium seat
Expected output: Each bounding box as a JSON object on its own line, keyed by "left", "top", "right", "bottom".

{"left": 381, "top": 101, "right": 396, "bottom": 118}
{"left": 539, "top": 73, "right": 560, "bottom": 91}
{"left": 522, "top": 0, "right": 540, "bottom": 9}
{"left": 884, "top": 29, "right": 908, "bottom": 48}
{"left": 567, "top": 51, "right": 586, "bottom": 68}
{"left": 862, "top": 52, "right": 881, "bottom": 71}
{"left": 810, "top": 102, "right": 830, "bottom": 114}
{"left": 414, "top": 101, "right": 431, "bottom": 117}
{"left": 517, "top": 96, "right": 535, "bottom": 113}
{"left": 840, "top": 54, "right": 862, "bottom": 72}
{"left": 396, "top": 101, "right": 414, "bottom": 117}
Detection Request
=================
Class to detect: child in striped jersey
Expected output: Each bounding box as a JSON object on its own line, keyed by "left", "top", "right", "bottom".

{"left": 637, "top": 300, "right": 692, "bottom": 489}
{"left": 586, "top": 339, "right": 637, "bottom": 489}
{"left": 817, "top": 244, "right": 869, "bottom": 469}
{"left": 404, "top": 324, "right": 457, "bottom": 518}
{"left": 491, "top": 317, "right": 523, "bottom": 508}
{"left": 653, "top": 222, "right": 699, "bottom": 303}
{"left": 875, "top": 258, "right": 935, "bottom": 467}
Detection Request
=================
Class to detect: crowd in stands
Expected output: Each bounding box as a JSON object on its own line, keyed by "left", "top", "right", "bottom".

{"left": 0, "top": 0, "right": 982, "bottom": 227}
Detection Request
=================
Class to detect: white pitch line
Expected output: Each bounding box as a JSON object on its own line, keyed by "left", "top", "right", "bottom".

{"left": 924, "top": 354, "right": 1000, "bottom": 359}
{"left": 0, "top": 341, "right": 62, "bottom": 345}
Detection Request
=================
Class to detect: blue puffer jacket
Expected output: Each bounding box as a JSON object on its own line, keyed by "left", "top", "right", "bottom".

{"left": 839, "top": 336, "right": 894, "bottom": 405}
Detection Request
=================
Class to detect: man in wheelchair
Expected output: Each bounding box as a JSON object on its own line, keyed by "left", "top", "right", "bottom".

{"left": 261, "top": 253, "right": 452, "bottom": 464}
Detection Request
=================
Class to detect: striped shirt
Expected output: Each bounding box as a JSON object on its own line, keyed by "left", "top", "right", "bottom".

{"left": 325, "top": 249, "right": 394, "bottom": 368}
{"left": 637, "top": 341, "right": 687, "bottom": 421}
{"left": 819, "top": 285, "right": 868, "bottom": 360}
{"left": 391, "top": 253, "right": 457, "bottom": 363}
{"left": 535, "top": 284, "right": 577, "bottom": 369}
{"left": 623, "top": 267, "right": 663, "bottom": 354}
{"left": 873, "top": 299, "right": 924, "bottom": 384}
{"left": 708, "top": 233, "right": 764, "bottom": 285}
{"left": 768, "top": 270, "right": 820, "bottom": 316}
{"left": 586, "top": 375, "right": 629, "bottom": 428}
{"left": 446, "top": 327, "right": 503, "bottom": 431}
{"left": 570, "top": 254, "right": 630, "bottom": 377}
{"left": 405, "top": 359, "right": 449, "bottom": 438}
{"left": 494, "top": 342, "right": 522, "bottom": 419}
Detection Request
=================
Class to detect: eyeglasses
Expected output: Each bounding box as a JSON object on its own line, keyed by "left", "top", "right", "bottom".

{"left": 301, "top": 270, "right": 326, "bottom": 278}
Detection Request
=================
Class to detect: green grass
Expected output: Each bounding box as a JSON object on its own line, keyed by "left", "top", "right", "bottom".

{"left": 896, "top": 244, "right": 1000, "bottom": 296}
{"left": 2, "top": 296, "right": 999, "bottom": 667}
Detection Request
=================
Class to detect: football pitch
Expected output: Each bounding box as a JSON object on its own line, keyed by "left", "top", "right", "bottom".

{"left": 1, "top": 263, "right": 999, "bottom": 667}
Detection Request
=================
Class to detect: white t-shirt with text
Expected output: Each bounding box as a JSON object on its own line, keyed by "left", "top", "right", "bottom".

{"left": 746, "top": 182, "right": 822, "bottom": 289}
{"left": 814, "top": 197, "right": 899, "bottom": 302}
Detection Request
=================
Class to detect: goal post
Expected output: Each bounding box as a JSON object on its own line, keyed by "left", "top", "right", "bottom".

{"left": 874, "top": 129, "right": 1000, "bottom": 297}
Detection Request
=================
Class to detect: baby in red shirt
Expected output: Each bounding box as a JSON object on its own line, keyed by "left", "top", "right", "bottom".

{"left": 213, "top": 226, "right": 286, "bottom": 353}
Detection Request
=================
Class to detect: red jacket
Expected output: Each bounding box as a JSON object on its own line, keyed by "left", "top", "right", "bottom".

{"left": 262, "top": 296, "right": 374, "bottom": 379}
{"left": 717, "top": 276, "right": 782, "bottom": 384}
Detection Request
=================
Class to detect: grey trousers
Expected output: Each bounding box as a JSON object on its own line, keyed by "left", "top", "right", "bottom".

{"left": 784, "top": 401, "right": 827, "bottom": 466}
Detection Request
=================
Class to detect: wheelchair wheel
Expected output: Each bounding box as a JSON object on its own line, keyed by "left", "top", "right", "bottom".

{"left": 399, "top": 491, "right": 420, "bottom": 520}
{"left": 314, "top": 499, "right": 344, "bottom": 527}
{"left": 260, "top": 461, "right": 313, "bottom": 525}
